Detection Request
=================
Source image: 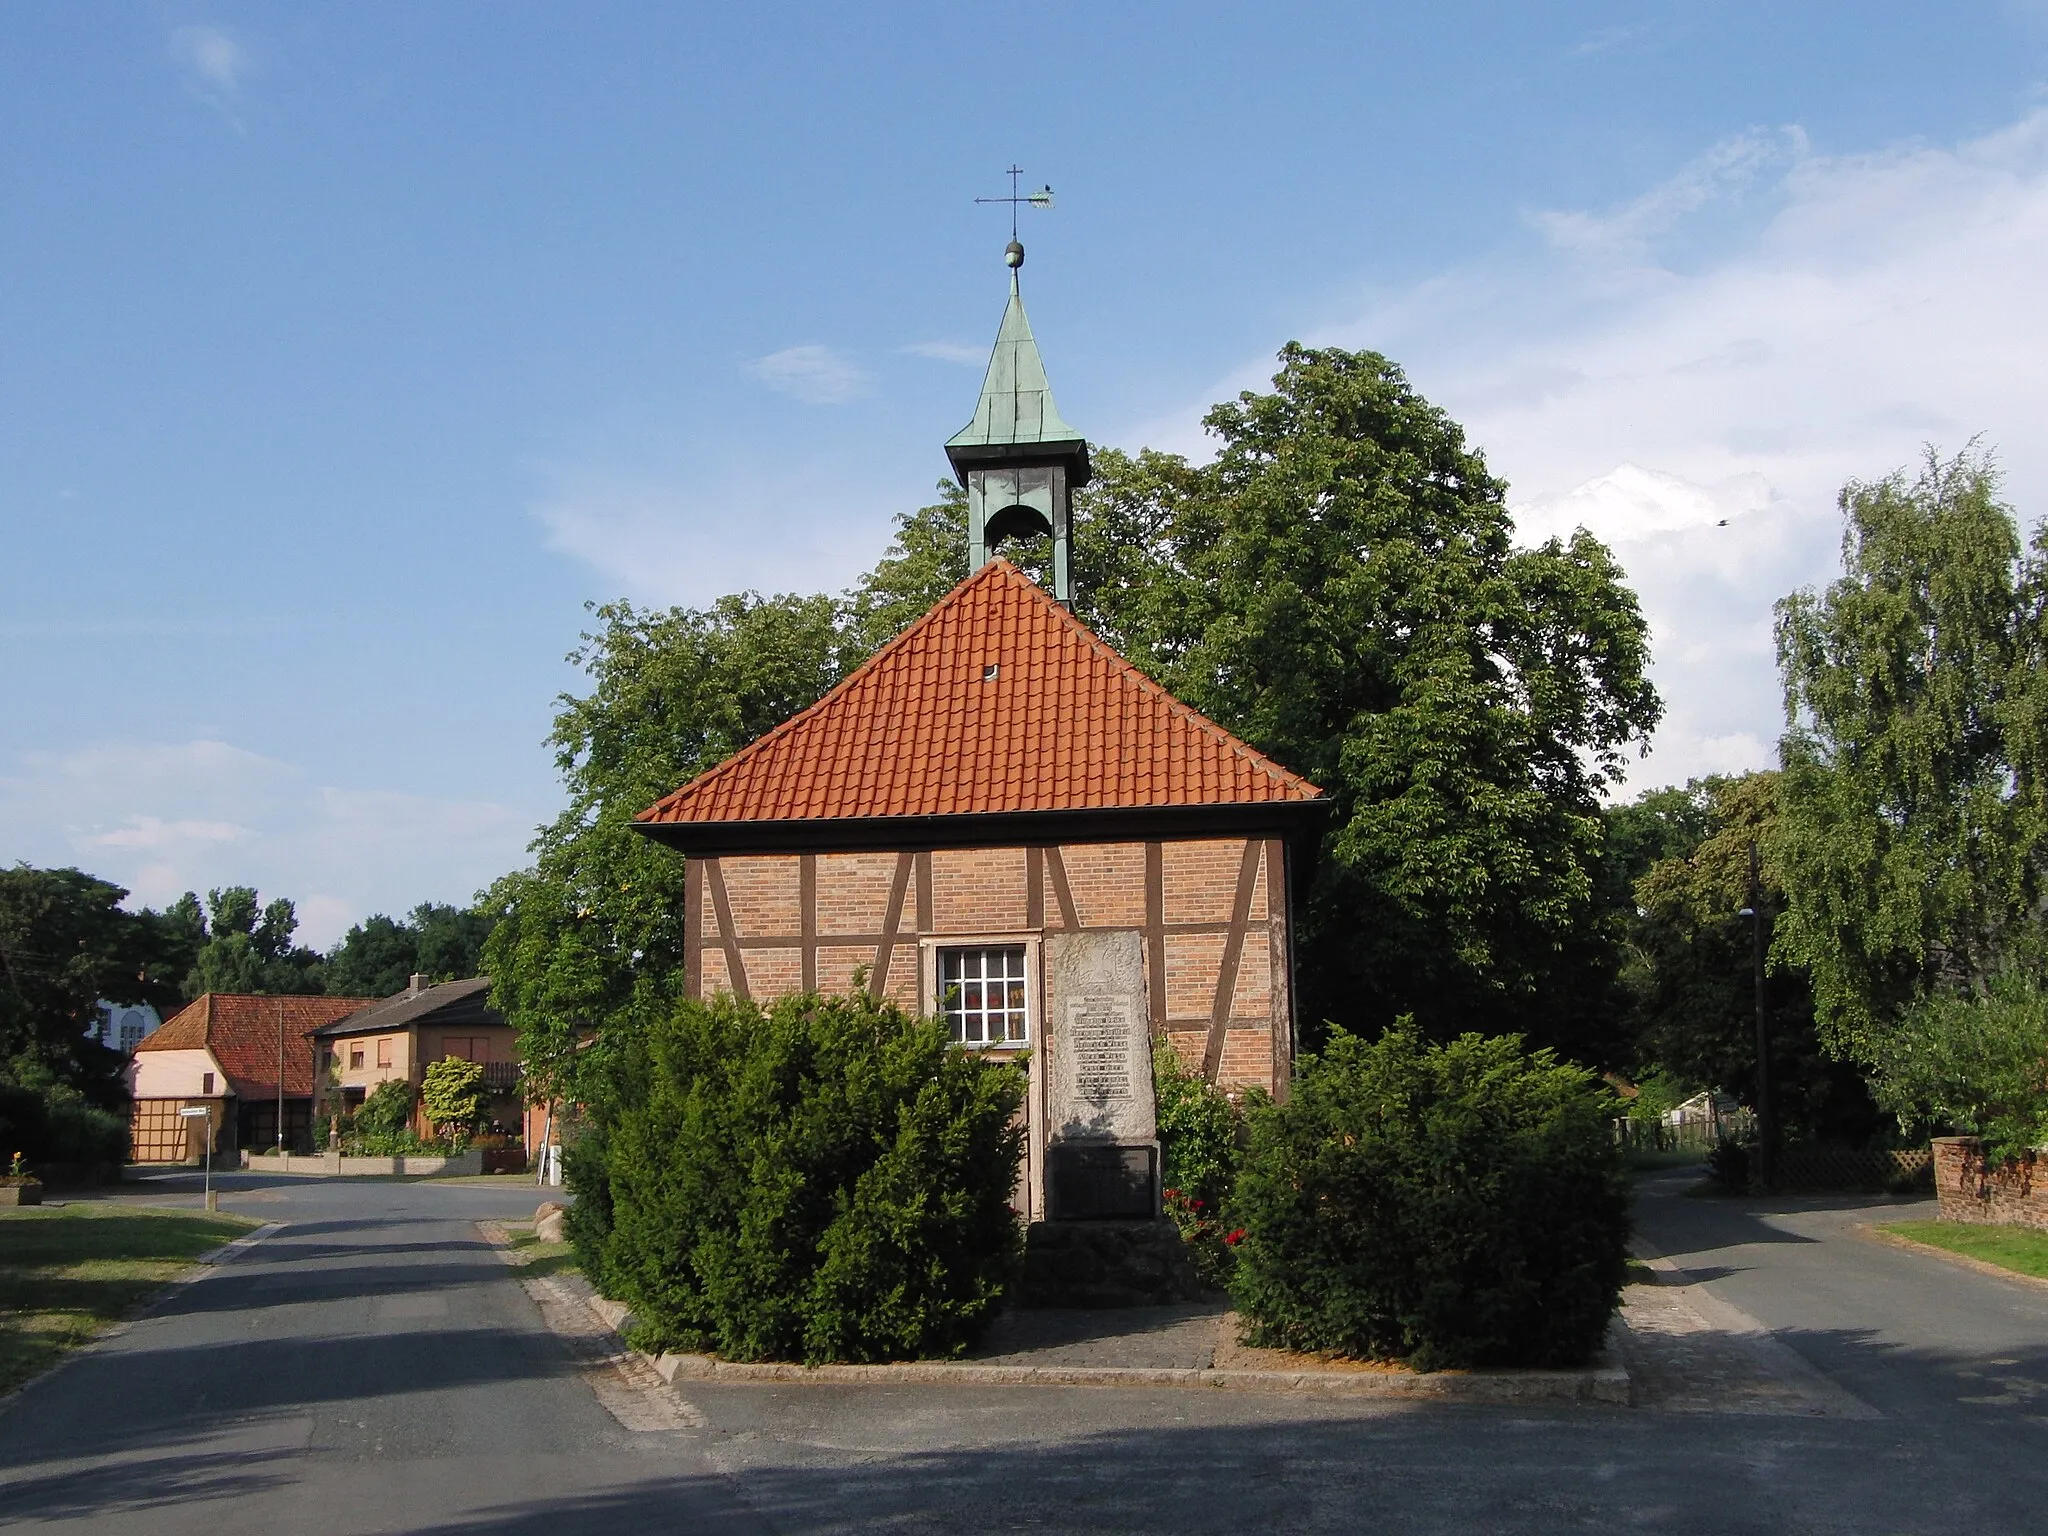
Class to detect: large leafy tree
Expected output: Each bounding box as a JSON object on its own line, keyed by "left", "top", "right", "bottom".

{"left": 484, "top": 592, "right": 846, "bottom": 1105}
{"left": 1056, "top": 349, "right": 1658, "bottom": 1057}
{"left": 325, "top": 903, "right": 497, "bottom": 998}
{"left": 185, "top": 887, "right": 326, "bottom": 997}
{"left": 1775, "top": 448, "right": 2037, "bottom": 1059}
{"left": 0, "top": 866, "right": 193, "bottom": 1106}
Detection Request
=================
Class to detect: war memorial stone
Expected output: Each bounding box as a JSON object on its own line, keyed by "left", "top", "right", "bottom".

{"left": 1043, "top": 930, "right": 1157, "bottom": 1220}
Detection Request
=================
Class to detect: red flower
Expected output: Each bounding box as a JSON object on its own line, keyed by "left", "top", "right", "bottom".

{"left": 1163, "top": 1187, "right": 1180, "bottom": 1200}
{"left": 1224, "top": 1227, "right": 1247, "bottom": 1246}
{"left": 1189, "top": 1198, "right": 1204, "bottom": 1210}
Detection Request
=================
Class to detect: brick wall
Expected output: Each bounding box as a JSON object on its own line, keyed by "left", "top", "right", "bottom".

{"left": 685, "top": 835, "right": 1294, "bottom": 1098}
{"left": 1932, "top": 1136, "right": 2048, "bottom": 1229}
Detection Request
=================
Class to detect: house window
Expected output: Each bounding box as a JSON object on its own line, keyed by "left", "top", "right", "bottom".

{"left": 349, "top": 1044, "right": 365, "bottom": 1070}
{"left": 202, "top": 1071, "right": 215, "bottom": 1094}
{"left": 939, "top": 946, "right": 1029, "bottom": 1046}
{"left": 376, "top": 1037, "right": 392, "bottom": 1068}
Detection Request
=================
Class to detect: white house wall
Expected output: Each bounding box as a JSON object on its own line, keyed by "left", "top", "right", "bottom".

{"left": 129, "top": 1047, "right": 230, "bottom": 1100}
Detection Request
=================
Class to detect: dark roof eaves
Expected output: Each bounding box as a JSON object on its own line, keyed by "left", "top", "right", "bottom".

{"left": 632, "top": 798, "right": 1330, "bottom": 856}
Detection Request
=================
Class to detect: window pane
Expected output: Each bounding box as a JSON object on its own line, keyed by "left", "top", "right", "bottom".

{"left": 938, "top": 945, "right": 1028, "bottom": 1046}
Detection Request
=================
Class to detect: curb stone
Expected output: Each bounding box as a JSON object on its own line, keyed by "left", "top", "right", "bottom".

{"left": 476, "top": 1221, "right": 1631, "bottom": 1405}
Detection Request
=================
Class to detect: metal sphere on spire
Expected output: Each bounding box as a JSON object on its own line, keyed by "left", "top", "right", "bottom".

{"left": 1005, "top": 240, "right": 1024, "bottom": 269}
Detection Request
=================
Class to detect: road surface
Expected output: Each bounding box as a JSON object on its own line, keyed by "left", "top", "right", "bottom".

{"left": 4, "top": 1168, "right": 2047, "bottom": 1533}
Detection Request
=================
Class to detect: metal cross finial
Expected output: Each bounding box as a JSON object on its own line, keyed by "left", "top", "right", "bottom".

{"left": 975, "top": 165, "right": 1053, "bottom": 242}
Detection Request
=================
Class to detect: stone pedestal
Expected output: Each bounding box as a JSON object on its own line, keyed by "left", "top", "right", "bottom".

{"left": 1020, "top": 1218, "right": 1206, "bottom": 1307}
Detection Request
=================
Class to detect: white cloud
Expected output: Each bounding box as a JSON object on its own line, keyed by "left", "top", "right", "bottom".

{"left": 534, "top": 469, "right": 891, "bottom": 606}
{"left": 171, "top": 24, "right": 252, "bottom": 98}
{"left": 1530, "top": 127, "right": 1805, "bottom": 254}
{"left": 0, "top": 740, "right": 530, "bottom": 948}
{"left": 903, "top": 340, "right": 988, "bottom": 366}
{"left": 85, "top": 815, "right": 248, "bottom": 852}
{"left": 744, "top": 344, "right": 872, "bottom": 405}
{"left": 1125, "top": 108, "right": 2048, "bottom": 796}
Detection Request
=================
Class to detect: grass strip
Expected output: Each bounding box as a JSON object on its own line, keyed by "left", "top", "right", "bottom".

{"left": 502, "top": 1222, "right": 581, "bottom": 1280}
{"left": 1878, "top": 1220, "right": 2048, "bottom": 1281}
{"left": 0, "top": 1204, "right": 259, "bottom": 1396}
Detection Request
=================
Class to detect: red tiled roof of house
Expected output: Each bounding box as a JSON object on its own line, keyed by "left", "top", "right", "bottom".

{"left": 140, "top": 994, "right": 380, "bottom": 1098}
{"left": 638, "top": 558, "right": 1322, "bottom": 828}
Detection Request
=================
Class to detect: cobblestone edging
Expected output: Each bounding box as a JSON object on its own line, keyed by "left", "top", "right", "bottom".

{"left": 476, "top": 1221, "right": 1631, "bottom": 1405}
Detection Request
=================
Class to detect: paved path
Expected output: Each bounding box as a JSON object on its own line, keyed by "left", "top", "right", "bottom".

{"left": 7, "top": 1169, "right": 2048, "bottom": 1533}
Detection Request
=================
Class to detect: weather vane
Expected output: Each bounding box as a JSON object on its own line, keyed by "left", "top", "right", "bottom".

{"left": 975, "top": 165, "right": 1053, "bottom": 264}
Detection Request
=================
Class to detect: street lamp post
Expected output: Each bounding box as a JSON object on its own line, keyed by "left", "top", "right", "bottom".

{"left": 178, "top": 1105, "right": 217, "bottom": 1212}
{"left": 1737, "top": 839, "right": 1775, "bottom": 1193}
{"left": 276, "top": 997, "right": 286, "bottom": 1158}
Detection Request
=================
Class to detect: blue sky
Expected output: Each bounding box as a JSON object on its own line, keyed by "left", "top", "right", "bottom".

{"left": 5, "top": 4, "right": 2048, "bottom": 944}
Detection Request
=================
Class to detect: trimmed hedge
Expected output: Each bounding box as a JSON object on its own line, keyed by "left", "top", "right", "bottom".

{"left": 579, "top": 990, "right": 1026, "bottom": 1364}
{"left": 1229, "top": 1026, "right": 1629, "bottom": 1370}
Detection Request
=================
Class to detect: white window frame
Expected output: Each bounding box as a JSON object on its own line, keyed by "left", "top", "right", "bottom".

{"left": 922, "top": 935, "right": 1039, "bottom": 1050}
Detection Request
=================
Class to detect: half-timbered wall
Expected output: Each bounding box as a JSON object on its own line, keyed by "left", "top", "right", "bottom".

{"left": 684, "top": 836, "right": 1293, "bottom": 1096}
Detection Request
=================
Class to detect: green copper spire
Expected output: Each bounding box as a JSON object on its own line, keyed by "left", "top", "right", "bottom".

{"left": 945, "top": 241, "right": 1090, "bottom": 606}
{"left": 946, "top": 271, "right": 1084, "bottom": 453}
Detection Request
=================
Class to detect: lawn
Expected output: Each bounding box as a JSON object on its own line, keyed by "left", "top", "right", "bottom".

{"left": 0, "top": 1204, "right": 259, "bottom": 1396}
{"left": 1880, "top": 1220, "right": 2048, "bottom": 1281}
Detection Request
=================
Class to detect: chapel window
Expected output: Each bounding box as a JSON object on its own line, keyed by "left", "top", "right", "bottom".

{"left": 939, "top": 946, "right": 1029, "bottom": 1046}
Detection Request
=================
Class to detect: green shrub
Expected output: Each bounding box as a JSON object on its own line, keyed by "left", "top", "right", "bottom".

{"left": 594, "top": 990, "right": 1025, "bottom": 1364}
{"left": 43, "top": 1100, "right": 128, "bottom": 1165}
{"left": 355, "top": 1079, "right": 415, "bottom": 1138}
{"left": 0, "top": 1083, "right": 127, "bottom": 1167}
{"left": 1706, "top": 1137, "right": 1752, "bottom": 1193}
{"left": 1153, "top": 1043, "right": 1245, "bottom": 1287}
{"left": 562, "top": 1120, "right": 614, "bottom": 1289}
{"left": 1230, "top": 1025, "right": 1630, "bottom": 1371}
{"left": 421, "top": 1057, "right": 487, "bottom": 1136}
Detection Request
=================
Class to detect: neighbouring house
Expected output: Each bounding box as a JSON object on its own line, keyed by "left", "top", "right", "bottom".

{"left": 631, "top": 246, "right": 1327, "bottom": 1224}
{"left": 309, "top": 976, "right": 524, "bottom": 1142}
{"left": 128, "top": 994, "right": 380, "bottom": 1162}
{"left": 87, "top": 1000, "right": 162, "bottom": 1054}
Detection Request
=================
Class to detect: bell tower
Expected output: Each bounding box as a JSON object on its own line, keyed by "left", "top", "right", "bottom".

{"left": 945, "top": 239, "right": 1090, "bottom": 606}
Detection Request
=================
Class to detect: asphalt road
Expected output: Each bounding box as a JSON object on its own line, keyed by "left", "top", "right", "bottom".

{"left": 4, "top": 1169, "right": 2048, "bottom": 1534}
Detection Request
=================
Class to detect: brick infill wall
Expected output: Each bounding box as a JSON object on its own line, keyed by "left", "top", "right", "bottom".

{"left": 1932, "top": 1136, "right": 2048, "bottom": 1229}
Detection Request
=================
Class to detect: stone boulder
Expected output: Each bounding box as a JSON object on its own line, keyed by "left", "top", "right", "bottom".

{"left": 534, "top": 1201, "right": 569, "bottom": 1243}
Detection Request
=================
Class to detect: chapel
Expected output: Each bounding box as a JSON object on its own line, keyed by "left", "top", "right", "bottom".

{"left": 634, "top": 239, "right": 1326, "bottom": 1227}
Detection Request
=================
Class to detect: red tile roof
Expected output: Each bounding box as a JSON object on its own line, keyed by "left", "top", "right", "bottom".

{"left": 141, "top": 994, "right": 380, "bottom": 1098}
{"left": 638, "top": 558, "right": 1321, "bottom": 828}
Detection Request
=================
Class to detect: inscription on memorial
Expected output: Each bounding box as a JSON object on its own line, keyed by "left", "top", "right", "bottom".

{"left": 1067, "top": 997, "right": 1137, "bottom": 1105}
